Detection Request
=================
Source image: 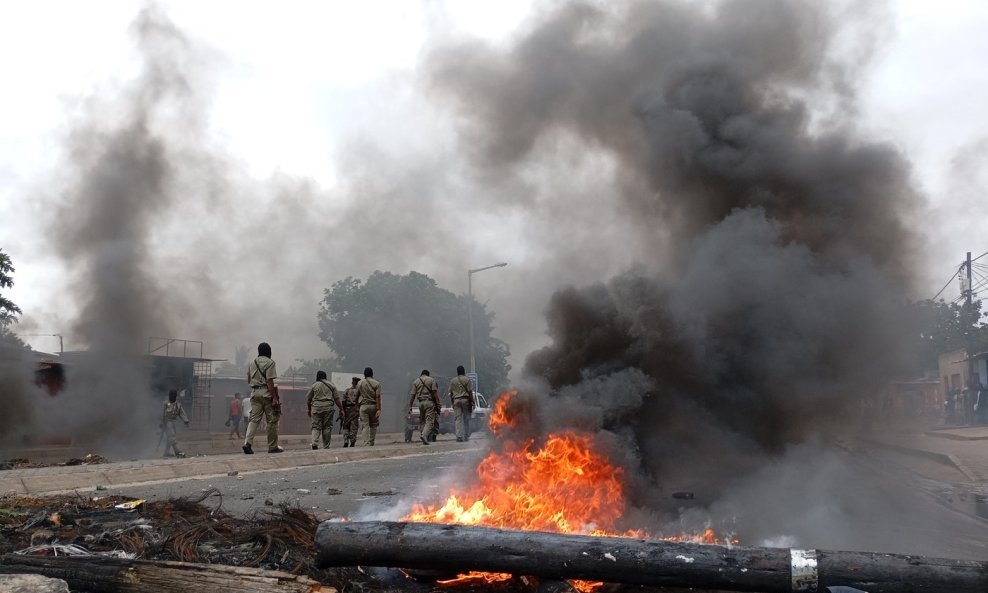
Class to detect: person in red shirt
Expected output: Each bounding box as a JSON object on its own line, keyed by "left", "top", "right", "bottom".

{"left": 228, "top": 393, "right": 243, "bottom": 440}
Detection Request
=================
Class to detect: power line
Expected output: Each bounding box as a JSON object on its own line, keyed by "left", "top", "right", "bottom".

{"left": 971, "top": 276, "right": 988, "bottom": 295}
{"left": 931, "top": 265, "right": 964, "bottom": 301}
{"left": 929, "top": 252, "right": 988, "bottom": 301}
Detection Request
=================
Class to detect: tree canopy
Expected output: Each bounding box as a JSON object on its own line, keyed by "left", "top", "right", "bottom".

{"left": 318, "top": 271, "right": 510, "bottom": 395}
{"left": 213, "top": 345, "right": 250, "bottom": 376}
{"left": 0, "top": 249, "right": 26, "bottom": 351}
{"left": 283, "top": 357, "right": 339, "bottom": 382}
{"left": 910, "top": 298, "right": 988, "bottom": 370}
{"left": 0, "top": 249, "right": 21, "bottom": 327}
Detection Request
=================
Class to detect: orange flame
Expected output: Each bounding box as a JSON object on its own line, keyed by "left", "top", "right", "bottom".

{"left": 403, "top": 390, "right": 732, "bottom": 591}
{"left": 487, "top": 390, "right": 518, "bottom": 437}
{"left": 407, "top": 431, "right": 625, "bottom": 535}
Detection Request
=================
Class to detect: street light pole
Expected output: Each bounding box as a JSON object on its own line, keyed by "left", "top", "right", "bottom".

{"left": 468, "top": 262, "right": 507, "bottom": 376}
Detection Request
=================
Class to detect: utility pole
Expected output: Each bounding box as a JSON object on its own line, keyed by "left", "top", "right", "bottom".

{"left": 966, "top": 251, "right": 973, "bottom": 313}
{"left": 965, "top": 252, "right": 976, "bottom": 391}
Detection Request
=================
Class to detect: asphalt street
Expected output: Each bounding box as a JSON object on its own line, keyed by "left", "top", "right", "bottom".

{"left": 95, "top": 441, "right": 988, "bottom": 563}
{"left": 110, "top": 448, "right": 488, "bottom": 520}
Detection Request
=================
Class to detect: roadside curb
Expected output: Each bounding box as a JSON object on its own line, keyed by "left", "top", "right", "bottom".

{"left": 0, "top": 440, "right": 480, "bottom": 497}
{"left": 860, "top": 438, "right": 982, "bottom": 482}
{"left": 924, "top": 431, "right": 988, "bottom": 442}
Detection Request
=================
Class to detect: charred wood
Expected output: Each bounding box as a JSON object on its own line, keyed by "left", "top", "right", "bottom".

{"left": 314, "top": 521, "right": 988, "bottom": 593}
{"left": 0, "top": 555, "right": 330, "bottom": 593}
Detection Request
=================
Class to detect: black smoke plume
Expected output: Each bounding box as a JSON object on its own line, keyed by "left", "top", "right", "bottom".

{"left": 32, "top": 5, "right": 209, "bottom": 453}
{"left": 425, "top": 0, "right": 925, "bottom": 547}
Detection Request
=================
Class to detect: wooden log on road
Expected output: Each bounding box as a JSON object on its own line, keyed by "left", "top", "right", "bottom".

{"left": 0, "top": 555, "right": 331, "bottom": 593}
{"left": 315, "top": 521, "right": 988, "bottom": 593}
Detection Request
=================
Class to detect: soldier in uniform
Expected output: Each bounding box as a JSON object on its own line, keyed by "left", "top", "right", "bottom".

{"left": 357, "top": 367, "right": 383, "bottom": 446}
{"left": 448, "top": 365, "right": 475, "bottom": 442}
{"left": 243, "top": 342, "right": 283, "bottom": 454}
{"left": 341, "top": 376, "right": 361, "bottom": 447}
{"left": 407, "top": 369, "right": 439, "bottom": 445}
{"left": 307, "top": 370, "right": 343, "bottom": 449}
{"left": 161, "top": 389, "right": 190, "bottom": 458}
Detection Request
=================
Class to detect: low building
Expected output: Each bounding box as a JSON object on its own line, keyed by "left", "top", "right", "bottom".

{"left": 938, "top": 348, "right": 988, "bottom": 394}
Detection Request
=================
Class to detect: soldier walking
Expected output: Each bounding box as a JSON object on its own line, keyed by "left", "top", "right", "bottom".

{"left": 408, "top": 369, "right": 439, "bottom": 445}
{"left": 357, "top": 367, "right": 382, "bottom": 446}
{"left": 307, "top": 370, "right": 343, "bottom": 449}
{"left": 448, "top": 365, "right": 475, "bottom": 442}
{"left": 341, "top": 376, "right": 361, "bottom": 447}
{"left": 243, "top": 342, "right": 283, "bottom": 454}
{"left": 161, "top": 389, "right": 190, "bottom": 458}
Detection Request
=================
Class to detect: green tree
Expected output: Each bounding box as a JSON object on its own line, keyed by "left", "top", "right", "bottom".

{"left": 0, "top": 249, "right": 26, "bottom": 351}
{"left": 910, "top": 298, "right": 988, "bottom": 370}
{"left": 283, "top": 357, "right": 339, "bottom": 383}
{"left": 213, "top": 345, "right": 250, "bottom": 376}
{"left": 0, "top": 249, "right": 21, "bottom": 327}
{"left": 318, "top": 271, "right": 510, "bottom": 395}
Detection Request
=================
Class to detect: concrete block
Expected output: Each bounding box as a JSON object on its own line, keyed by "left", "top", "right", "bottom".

{"left": 20, "top": 471, "right": 111, "bottom": 495}
{"left": 170, "top": 461, "right": 235, "bottom": 479}
{"left": 104, "top": 465, "right": 179, "bottom": 486}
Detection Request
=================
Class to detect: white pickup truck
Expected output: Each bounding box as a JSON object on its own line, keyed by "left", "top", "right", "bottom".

{"left": 405, "top": 392, "right": 491, "bottom": 442}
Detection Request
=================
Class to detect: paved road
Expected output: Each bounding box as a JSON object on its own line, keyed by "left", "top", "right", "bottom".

{"left": 94, "top": 442, "right": 988, "bottom": 563}
{"left": 6, "top": 425, "right": 988, "bottom": 563}
{"left": 110, "top": 448, "right": 488, "bottom": 519}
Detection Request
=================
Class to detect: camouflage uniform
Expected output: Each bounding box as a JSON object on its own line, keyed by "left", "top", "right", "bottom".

{"left": 357, "top": 377, "right": 382, "bottom": 446}
{"left": 449, "top": 374, "right": 474, "bottom": 441}
{"left": 409, "top": 375, "right": 439, "bottom": 444}
{"left": 244, "top": 355, "right": 280, "bottom": 451}
{"left": 307, "top": 379, "right": 341, "bottom": 449}
{"left": 341, "top": 384, "right": 361, "bottom": 447}
{"left": 160, "top": 400, "right": 190, "bottom": 457}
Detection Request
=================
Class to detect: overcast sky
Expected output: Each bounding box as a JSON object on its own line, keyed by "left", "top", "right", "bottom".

{"left": 1, "top": 1, "right": 987, "bottom": 375}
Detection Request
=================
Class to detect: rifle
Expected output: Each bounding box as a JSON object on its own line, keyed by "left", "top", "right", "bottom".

{"left": 339, "top": 405, "right": 356, "bottom": 434}
{"left": 155, "top": 425, "right": 164, "bottom": 451}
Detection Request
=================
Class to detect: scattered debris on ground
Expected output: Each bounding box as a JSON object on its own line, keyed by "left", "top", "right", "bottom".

{"left": 0, "top": 492, "right": 743, "bottom": 593}
{"left": 0, "top": 490, "right": 370, "bottom": 591}
{"left": 65, "top": 453, "right": 109, "bottom": 466}
{"left": 0, "top": 454, "right": 109, "bottom": 471}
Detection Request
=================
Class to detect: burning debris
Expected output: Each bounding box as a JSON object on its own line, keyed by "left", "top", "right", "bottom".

{"left": 399, "top": 392, "right": 735, "bottom": 591}
{"left": 315, "top": 520, "right": 988, "bottom": 593}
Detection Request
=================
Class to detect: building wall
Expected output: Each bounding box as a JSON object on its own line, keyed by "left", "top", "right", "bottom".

{"left": 938, "top": 349, "right": 972, "bottom": 394}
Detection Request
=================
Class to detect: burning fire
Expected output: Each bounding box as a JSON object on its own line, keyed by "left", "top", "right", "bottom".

{"left": 403, "top": 391, "right": 733, "bottom": 591}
